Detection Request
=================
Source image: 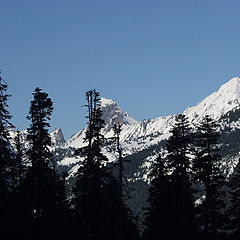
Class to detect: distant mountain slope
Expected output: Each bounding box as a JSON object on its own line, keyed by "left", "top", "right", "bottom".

{"left": 12, "top": 76, "right": 240, "bottom": 222}
{"left": 54, "top": 77, "right": 240, "bottom": 175}
{"left": 12, "top": 77, "right": 240, "bottom": 180}
{"left": 184, "top": 77, "right": 240, "bottom": 124}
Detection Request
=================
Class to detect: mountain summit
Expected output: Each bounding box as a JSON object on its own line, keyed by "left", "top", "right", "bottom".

{"left": 184, "top": 77, "right": 240, "bottom": 123}
{"left": 48, "top": 77, "right": 240, "bottom": 222}
{"left": 100, "top": 97, "right": 138, "bottom": 132}
{"left": 65, "top": 97, "right": 138, "bottom": 148}
{"left": 63, "top": 77, "right": 240, "bottom": 153}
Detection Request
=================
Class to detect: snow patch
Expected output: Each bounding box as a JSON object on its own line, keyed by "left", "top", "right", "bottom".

{"left": 100, "top": 97, "right": 116, "bottom": 107}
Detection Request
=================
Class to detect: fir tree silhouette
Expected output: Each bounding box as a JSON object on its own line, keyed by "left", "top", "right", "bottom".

{"left": 144, "top": 114, "right": 196, "bottom": 240}
{"left": 143, "top": 154, "right": 175, "bottom": 240}
{"left": 7, "top": 130, "right": 28, "bottom": 239}
{"left": 193, "top": 115, "right": 227, "bottom": 239}
{"left": 73, "top": 89, "right": 112, "bottom": 240}
{"left": 227, "top": 158, "right": 240, "bottom": 240}
{"left": 0, "top": 74, "right": 15, "bottom": 238}
{"left": 165, "top": 114, "right": 196, "bottom": 240}
{"left": 21, "top": 87, "right": 68, "bottom": 240}
{"left": 112, "top": 123, "right": 140, "bottom": 240}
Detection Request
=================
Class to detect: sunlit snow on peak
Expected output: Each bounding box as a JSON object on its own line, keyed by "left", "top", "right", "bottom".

{"left": 218, "top": 77, "right": 240, "bottom": 99}
{"left": 184, "top": 77, "right": 240, "bottom": 123}
{"left": 61, "top": 76, "right": 240, "bottom": 163}
{"left": 100, "top": 97, "right": 116, "bottom": 107}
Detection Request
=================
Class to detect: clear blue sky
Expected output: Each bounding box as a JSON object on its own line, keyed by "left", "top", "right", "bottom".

{"left": 1, "top": 0, "right": 240, "bottom": 139}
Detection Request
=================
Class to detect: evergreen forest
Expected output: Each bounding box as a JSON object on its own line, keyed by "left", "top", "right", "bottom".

{"left": 1, "top": 74, "right": 240, "bottom": 240}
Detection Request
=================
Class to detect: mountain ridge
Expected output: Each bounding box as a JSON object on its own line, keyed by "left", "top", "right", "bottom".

{"left": 43, "top": 77, "right": 240, "bottom": 223}
{"left": 46, "top": 77, "right": 240, "bottom": 179}
{"left": 48, "top": 77, "right": 239, "bottom": 151}
{"left": 62, "top": 76, "right": 240, "bottom": 143}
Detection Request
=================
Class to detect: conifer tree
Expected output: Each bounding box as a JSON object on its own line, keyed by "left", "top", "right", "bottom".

{"left": 73, "top": 90, "right": 139, "bottom": 240}
{"left": 112, "top": 123, "right": 140, "bottom": 240}
{"left": 22, "top": 87, "right": 68, "bottom": 239}
{"left": 165, "top": 114, "right": 195, "bottom": 239}
{"left": 193, "top": 115, "right": 227, "bottom": 238}
{"left": 73, "top": 89, "right": 112, "bottom": 240}
{"left": 8, "top": 130, "right": 29, "bottom": 239}
{"left": 167, "top": 114, "right": 192, "bottom": 172}
{"left": 9, "top": 130, "right": 25, "bottom": 190}
{"left": 0, "top": 74, "right": 12, "bottom": 197}
{"left": 227, "top": 160, "right": 240, "bottom": 239}
{"left": 144, "top": 115, "right": 195, "bottom": 240}
{"left": 143, "top": 154, "right": 174, "bottom": 240}
{"left": 0, "top": 74, "right": 14, "bottom": 236}
{"left": 113, "top": 123, "right": 124, "bottom": 204}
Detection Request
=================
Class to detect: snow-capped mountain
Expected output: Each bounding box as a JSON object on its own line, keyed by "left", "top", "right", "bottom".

{"left": 14, "top": 76, "right": 240, "bottom": 220}
{"left": 65, "top": 97, "right": 139, "bottom": 149}
{"left": 184, "top": 77, "right": 240, "bottom": 124}
{"left": 59, "top": 77, "right": 240, "bottom": 165}
{"left": 12, "top": 76, "right": 239, "bottom": 180}
{"left": 44, "top": 77, "right": 240, "bottom": 186}
{"left": 13, "top": 77, "right": 240, "bottom": 173}
{"left": 65, "top": 99, "right": 175, "bottom": 156}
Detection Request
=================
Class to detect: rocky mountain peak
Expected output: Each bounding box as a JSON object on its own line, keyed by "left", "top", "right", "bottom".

{"left": 100, "top": 97, "right": 138, "bottom": 132}
{"left": 50, "top": 128, "right": 65, "bottom": 147}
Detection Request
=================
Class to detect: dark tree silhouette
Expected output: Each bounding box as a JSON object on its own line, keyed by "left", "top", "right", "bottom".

{"left": 22, "top": 87, "right": 68, "bottom": 240}
{"left": 112, "top": 123, "right": 140, "bottom": 240}
{"left": 0, "top": 74, "right": 14, "bottom": 237}
{"left": 193, "top": 115, "right": 227, "bottom": 239}
{"left": 7, "top": 130, "right": 28, "bottom": 239}
{"left": 9, "top": 130, "right": 25, "bottom": 190}
{"left": 73, "top": 89, "right": 112, "bottom": 240}
{"left": 143, "top": 154, "right": 175, "bottom": 240}
{"left": 165, "top": 114, "right": 196, "bottom": 239}
{"left": 144, "top": 114, "right": 195, "bottom": 240}
{"left": 73, "top": 90, "right": 139, "bottom": 240}
{"left": 0, "top": 74, "right": 13, "bottom": 196}
{"left": 228, "top": 159, "right": 240, "bottom": 239}
{"left": 113, "top": 123, "right": 124, "bottom": 204}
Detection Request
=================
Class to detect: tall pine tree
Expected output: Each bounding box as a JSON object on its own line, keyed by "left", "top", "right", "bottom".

{"left": 112, "top": 123, "right": 140, "bottom": 240}
{"left": 228, "top": 159, "right": 240, "bottom": 239}
{"left": 0, "top": 74, "right": 14, "bottom": 237}
{"left": 144, "top": 114, "right": 196, "bottom": 240}
{"left": 143, "top": 154, "right": 174, "bottom": 240}
{"left": 73, "top": 89, "right": 112, "bottom": 240}
{"left": 22, "top": 87, "right": 68, "bottom": 240}
{"left": 165, "top": 114, "right": 196, "bottom": 239}
{"left": 73, "top": 90, "right": 139, "bottom": 240}
{"left": 9, "top": 130, "right": 25, "bottom": 190}
{"left": 8, "top": 130, "right": 29, "bottom": 239}
{"left": 193, "top": 115, "right": 227, "bottom": 239}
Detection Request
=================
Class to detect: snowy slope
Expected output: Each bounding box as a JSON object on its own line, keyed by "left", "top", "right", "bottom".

{"left": 65, "top": 97, "right": 139, "bottom": 149}
{"left": 7, "top": 76, "right": 240, "bottom": 183}
{"left": 23, "top": 77, "right": 240, "bottom": 219}
{"left": 55, "top": 77, "right": 240, "bottom": 172}
{"left": 184, "top": 77, "right": 240, "bottom": 123}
